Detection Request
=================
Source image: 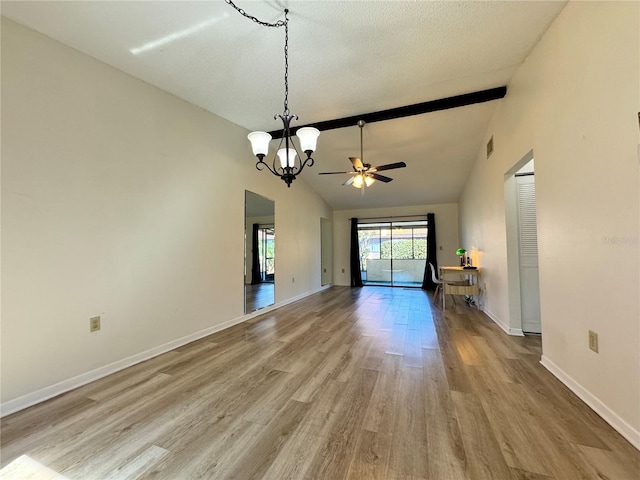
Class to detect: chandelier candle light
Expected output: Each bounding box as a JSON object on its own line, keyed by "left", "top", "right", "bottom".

{"left": 226, "top": 0, "right": 320, "bottom": 187}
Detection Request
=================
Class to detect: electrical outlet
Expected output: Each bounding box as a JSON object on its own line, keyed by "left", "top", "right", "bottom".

{"left": 588, "top": 330, "right": 598, "bottom": 353}
{"left": 341, "top": 268, "right": 345, "bottom": 273}
{"left": 90, "top": 316, "right": 101, "bottom": 332}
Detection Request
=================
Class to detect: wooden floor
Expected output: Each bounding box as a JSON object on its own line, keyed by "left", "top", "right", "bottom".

{"left": 245, "top": 283, "right": 275, "bottom": 313}
{"left": 1, "top": 287, "right": 638, "bottom": 479}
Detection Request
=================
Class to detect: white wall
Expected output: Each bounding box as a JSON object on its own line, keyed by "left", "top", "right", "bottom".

{"left": 459, "top": 2, "right": 639, "bottom": 446}
{"left": 332, "top": 203, "right": 460, "bottom": 286}
{"left": 1, "top": 18, "right": 331, "bottom": 412}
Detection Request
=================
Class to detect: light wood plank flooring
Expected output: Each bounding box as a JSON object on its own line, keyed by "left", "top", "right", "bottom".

{"left": 245, "top": 283, "right": 275, "bottom": 313}
{"left": 1, "top": 287, "right": 639, "bottom": 479}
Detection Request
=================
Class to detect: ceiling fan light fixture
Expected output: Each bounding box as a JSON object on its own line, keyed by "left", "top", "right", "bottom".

{"left": 352, "top": 174, "right": 375, "bottom": 189}
{"left": 318, "top": 119, "right": 406, "bottom": 188}
{"left": 352, "top": 174, "right": 364, "bottom": 189}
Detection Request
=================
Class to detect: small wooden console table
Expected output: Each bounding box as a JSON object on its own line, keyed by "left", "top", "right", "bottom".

{"left": 439, "top": 266, "right": 480, "bottom": 310}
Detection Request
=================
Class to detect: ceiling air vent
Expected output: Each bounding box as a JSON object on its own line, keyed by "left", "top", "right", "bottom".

{"left": 486, "top": 136, "right": 494, "bottom": 159}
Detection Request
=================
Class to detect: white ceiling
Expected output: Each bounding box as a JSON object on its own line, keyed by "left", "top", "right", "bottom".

{"left": 1, "top": 0, "right": 567, "bottom": 210}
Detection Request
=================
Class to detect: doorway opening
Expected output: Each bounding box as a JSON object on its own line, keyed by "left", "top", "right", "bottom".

{"left": 357, "top": 220, "right": 427, "bottom": 287}
{"left": 504, "top": 151, "right": 541, "bottom": 335}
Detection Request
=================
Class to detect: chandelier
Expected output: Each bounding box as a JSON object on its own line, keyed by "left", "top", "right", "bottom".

{"left": 226, "top": 1, "right": 320, "bottom": 187}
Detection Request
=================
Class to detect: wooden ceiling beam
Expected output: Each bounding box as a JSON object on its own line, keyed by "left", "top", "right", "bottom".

{"left": 267, "top": 86, "right": 507, "bottom": 139}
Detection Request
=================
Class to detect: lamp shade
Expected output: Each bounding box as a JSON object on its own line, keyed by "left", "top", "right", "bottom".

{"left": 277, "top": 148, "right": 297, "bottom": 169}
{"left": 456, "top": 248, "right": 467, "bottom": 256}
{"left": 364, "top": 176, "right": 375, "bottom": 187}
{"left": 296, "top": 127, "right": 320, "bottom": 153}
{"left": 352, "top": 174, "right": 364, "bottom": 188}
{"left": 247, "top": 131, "right": 272, "bottom": 156}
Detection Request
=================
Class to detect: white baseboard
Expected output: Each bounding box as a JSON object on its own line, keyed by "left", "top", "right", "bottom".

{"left": 540, "top": 355, "right": 640, "bottom": 451}
{"left": 0, "top": 286, "right": 330, "bottom": 417}
{"left": 482, "top": 307, "right": 524, "bottom": 336}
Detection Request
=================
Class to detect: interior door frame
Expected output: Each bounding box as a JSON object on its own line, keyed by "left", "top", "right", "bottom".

{"left": 515, "top": 174, "right": 541, "bottom": 333}
{"left": 504, "top": 149, "right": 539, "bottom": 336}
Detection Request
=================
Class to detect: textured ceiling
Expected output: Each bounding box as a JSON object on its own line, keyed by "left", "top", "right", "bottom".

{"left": 1, "top": 1, "right": 567, "bottom": 210}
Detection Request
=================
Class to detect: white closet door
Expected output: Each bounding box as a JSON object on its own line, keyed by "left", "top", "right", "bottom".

{"left": 517, "top": 175, "right": 541, "bottom": 333}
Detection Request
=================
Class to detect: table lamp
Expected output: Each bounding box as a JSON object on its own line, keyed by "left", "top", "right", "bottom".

{"left": 456, "top": 248, "right": 467, "bottom": 267}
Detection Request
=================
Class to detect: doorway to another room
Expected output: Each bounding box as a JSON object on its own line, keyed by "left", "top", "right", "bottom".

{"left": 505, "top": 153, "right": 541, "bottom": 335}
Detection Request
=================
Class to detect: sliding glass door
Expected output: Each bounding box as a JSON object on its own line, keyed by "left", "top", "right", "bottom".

{"left": 258, "top": 226, "right": 275, "bottom": 282}
{"left": 357, "top": 221, "right": 427, "bottom": 287}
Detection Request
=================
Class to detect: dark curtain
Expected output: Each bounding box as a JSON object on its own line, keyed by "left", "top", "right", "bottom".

{"left": 350, "top": 218, "right": 363, "bottom": 287}
{"left": 251, "top": 223, "right": 262, "bottom": 285}
{"left": 422, "top": 213, "right": 438, "bottom": 290}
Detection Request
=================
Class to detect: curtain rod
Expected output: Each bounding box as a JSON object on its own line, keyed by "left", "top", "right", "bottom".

{"left": 349, "top": 214, "right": 429, "bottom": 221}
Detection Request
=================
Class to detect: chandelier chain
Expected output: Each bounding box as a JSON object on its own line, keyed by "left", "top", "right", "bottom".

{"left": 283, "top": 10, "right": 289, "bottom": 114}
{"left": 226, "top": 1, "right": 317, "bottom": 188}
{"left": 224, "top": 0, "right": 285, "bottom": 28}
{"left": 224, "top": 0, "right": 290, "bottom": 114}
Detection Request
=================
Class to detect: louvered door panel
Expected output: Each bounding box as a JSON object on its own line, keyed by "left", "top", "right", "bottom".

{"left": 517, "top": 182, "right": 538, "bottom": 256}
{"left": 516, "top": 175, "right": 541, "bottom": 333}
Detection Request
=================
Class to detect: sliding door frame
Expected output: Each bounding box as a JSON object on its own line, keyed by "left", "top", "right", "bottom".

{"left": 356, "top": 219, "right": 428, "bottom": 287}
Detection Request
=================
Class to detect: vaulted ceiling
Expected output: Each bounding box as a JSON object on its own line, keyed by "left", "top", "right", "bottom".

{"left": 1, "top": 1, "right": 567, "bottom": 210}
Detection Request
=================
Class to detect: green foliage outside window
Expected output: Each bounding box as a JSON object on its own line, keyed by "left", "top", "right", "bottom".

{"left": 380, "top": 239, "right": 427, "bottom": 259}
{"left": 358, "top": 230, "right": 375, "bottom": 271}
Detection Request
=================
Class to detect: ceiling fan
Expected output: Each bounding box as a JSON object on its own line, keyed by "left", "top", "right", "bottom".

{"left": 318, "top": 120, "right": 407, "bottom": 188}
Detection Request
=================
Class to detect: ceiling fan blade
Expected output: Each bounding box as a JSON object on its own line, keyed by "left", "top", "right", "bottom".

{"left": 371, "top": 161, "right": 407, "bottom": 172}
{"left": 349, "top": 157, "right": 364, "bottom": 170}
{"left": 370, "top": 173, "right": 393, "bottom": 183}
{"left": 318, "top": 171, "right": 356, "bottom": 175}
{"left": 342, "top": 176, "right": 355, "bottom": 186}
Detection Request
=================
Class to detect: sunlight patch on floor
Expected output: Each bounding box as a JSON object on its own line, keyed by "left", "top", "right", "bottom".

{"left": 0, "top": 455, "right": 68, "bottom": 480}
